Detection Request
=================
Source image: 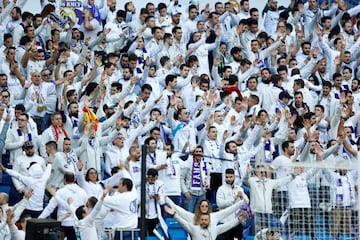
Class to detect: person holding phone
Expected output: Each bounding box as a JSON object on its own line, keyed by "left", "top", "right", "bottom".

{"left": 144, "top": 168, "right": 165, "bottom": 236}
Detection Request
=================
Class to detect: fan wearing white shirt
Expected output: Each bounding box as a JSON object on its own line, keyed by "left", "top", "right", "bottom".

{"left": 145, "top": 168, "right": 165, "bottom": 236}
{"left": 203, "top": 126, "right": 222, "bottom": 203}
{"left": 216, "top": 168, "right": 249, "bottom": 240}
{"left": 5, "top": 113, "right": 39, "bottom": 166}
{"left": 322, "top": 168, "right": 357, "bottom": 238}
{"left": 268, "top": 141, "right": 296, "bottom": 218}
{"left": 52, "top": 186, "right": 111, "bottom": 240}
{"left": 287, "top": 165, "right": 319, "bottom": 238}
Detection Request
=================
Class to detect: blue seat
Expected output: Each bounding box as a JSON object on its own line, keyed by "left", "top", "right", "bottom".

{"left": 315, "top": 231, "right": 334, "bottom": 240}
{"left": 165, "top": 218, "right": 182, "bottom": 229}
{"left": 145, "top": 237, "right": 158, "bottom": 240}
{"left": 339, "top": 234, "right": 357, "bottom": 240}
{"left": 168, "top": 228, "right": 187, "bottom": 240}
{"left": 245, "top": 236, "right": 255, "bottom": 240}
{"left": 294, "top": 234, "right": 312, "bottom": 240}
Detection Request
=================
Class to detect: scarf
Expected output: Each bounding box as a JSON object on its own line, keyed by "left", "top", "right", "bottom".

{"left": 17, "top": 129, "right": 32, "bottom": 142}
{"left": 88, "top": 137, "right": 96, "bottom": 148}
{"left": 223, "top": 86, "right": 242, "bottom": 98}
{"left": 191, "top": 161, "right": 201, "bottom": 190}
{"left": 51, "top": 125, "right": 68, "bottom": 141}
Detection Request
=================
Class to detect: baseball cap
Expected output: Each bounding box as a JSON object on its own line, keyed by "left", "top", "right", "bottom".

{"left": 23, "top": 141, "right": 34, "bottom": 149}
{"left": 171, "top": 10, "right": 182, "bottom": 16}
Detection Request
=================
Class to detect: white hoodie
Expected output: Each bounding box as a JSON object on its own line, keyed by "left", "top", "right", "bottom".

{"left": 6, "top": 164, "right": 51, "bottom": 211}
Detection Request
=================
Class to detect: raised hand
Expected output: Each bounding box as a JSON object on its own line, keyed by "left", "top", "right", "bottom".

{"left": 164, "top": 205, "right": 175, "bottom": 216}
{"left": 230, "top": 115, "right": 237, "bottom": 126}
{"left": 6, "top": 209, "right": 13, "bottom": 225}
{"left": 77, "top": 160, "right": 84, "bottom": 171}
{"left": 24, "top": 189, "right": 33, "bottom": 200}
{"left": 320, "top": 0, "right": 328, "bottom": 10}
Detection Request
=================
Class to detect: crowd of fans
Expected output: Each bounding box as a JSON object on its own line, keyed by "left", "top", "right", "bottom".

{"left": 0, "top": 0, "right": 358, "bottom": 239}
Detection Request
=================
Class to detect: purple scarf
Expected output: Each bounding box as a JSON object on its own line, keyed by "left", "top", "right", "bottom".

{"left": 191, "top": 161, "right": 201, "bottom": 190}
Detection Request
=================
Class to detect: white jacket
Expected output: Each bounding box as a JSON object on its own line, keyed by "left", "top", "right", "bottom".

{"left": 245, "top": 175, "right": 293, "bottom": 214}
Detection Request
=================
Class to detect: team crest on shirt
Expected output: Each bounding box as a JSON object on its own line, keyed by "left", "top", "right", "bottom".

{"left": 129, "top": 199, "right": 137, "bottom": 213}
{"left": 64, "top": 164, "right": 69, "bottom": 169}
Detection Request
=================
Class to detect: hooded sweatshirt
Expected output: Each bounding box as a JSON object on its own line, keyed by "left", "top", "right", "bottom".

{"left": 6, "top": 164, "right": 52, "bottom": 211}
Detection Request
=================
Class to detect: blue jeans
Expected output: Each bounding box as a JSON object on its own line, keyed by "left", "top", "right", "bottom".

{"left": 183, "top": 193, "right": 206, "bottom": 213}
{"left": 44, "top": 112, "right": 52, "bottom": 129}
{"left": 113, "top": 230, "right": 139, "bottom": 240}
{"left": 32, "top": 116, "right": 47, "bottom": 135}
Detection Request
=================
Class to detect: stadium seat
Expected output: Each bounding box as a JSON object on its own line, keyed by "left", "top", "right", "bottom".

{"left": 245, "top": 236, "right": 255, "bottom": 240}
{"left": 165, "top": 218, "right": 182, "bottom": 229}
{"left": 315, "top": 231, "right": 334, "bottom": 240}
{"left": 168, "top": 228, "right": 187, "bottom": 240}
{"left": 294, "top": 234, "right": 312, "bottom": 240}
{"left": 145, "top": 237, "right": 158, "bottom": 240}
{"left": 339, "top": 234, "right": 357, "bottom": 240}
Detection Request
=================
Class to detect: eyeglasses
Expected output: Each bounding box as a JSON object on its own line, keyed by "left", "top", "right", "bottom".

{"left": 2, "top": 95, "right": 9, "bottom": 98}
{"left": 42, "top": 74, "right": 51, "bottom": 77}
{"left": 89, "top": 171, "right": 98, "bottom": 175}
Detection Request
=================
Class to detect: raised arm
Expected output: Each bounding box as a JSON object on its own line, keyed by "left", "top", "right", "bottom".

{"left": 165, "top": 196, "right": 193, "bottom": 222}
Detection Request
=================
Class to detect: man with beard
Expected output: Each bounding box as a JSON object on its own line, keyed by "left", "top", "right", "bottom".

{"left": 180, "top": 145, "right": 210, "bottom": 212}
{"left": 268, "top": 141, "right": 296, "bottom": 218}
{"left": 162, "top": 143, "right": 182, "bottom": 206}
{"left": 12, "top": 141, "right": 46, "bottom": 196}
{"left": 165, "top": 205, "right": 244, "bottom": 240}
{"left": 46, "top": 140, "right": 74, "bottom": 189}
{"left": 244, "top": 164, "right": 294, "bottom": 234}
{"left": 118, "top": 53, "right": 129, "bottom": 76}
{"left": 5, "top": 113, "right": 39, "bottom": 166}
{"left": 216, "top": 168, "right": 249, "bottom": 240}
{"left": 168, "top": 26, "right": 187, "bottom": 64}
{"left": 295, "top": 41, "right": 311, "bottom": 69}
{"left": 319, "top": 81, "right": 336, "bottom": 118}
{"left": 352, "top": 79, "right": 360, "bottom": 114}
{"left": 128, "top": 146, "right": 142, "bottom": 195}
{"left": 117, "top": 66, "right": 133, "bottom": 89}
{"left": 181, "top": 5, "right": 199, "bottom": 43}
{"left": 144, "top": 136, "right": 167, "bottom": 172}
{"left": 61, "top": 102, "right": 80, "bottom": 148}
{"left": 157, "top": 33, "right": 173, "bottom": 69}
{"left": 228, "top": 47, "right": 242, "bottom": 75}
{"left": 342, "top": 51, "right": 359, "bottom": 79}
{"left": 258, "top": 67, "right": 272, "bottom": 90}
